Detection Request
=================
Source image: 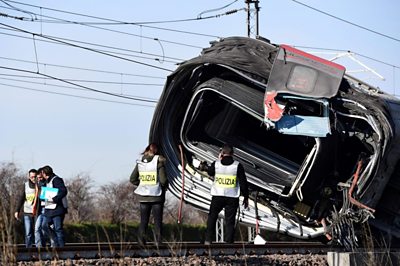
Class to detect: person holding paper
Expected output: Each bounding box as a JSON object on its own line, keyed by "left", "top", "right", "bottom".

{"left": 40, "top": 165, "right": 68, "bottom": 247}
{"left": 34, "top": 168, "right": 54, "bottom": 248}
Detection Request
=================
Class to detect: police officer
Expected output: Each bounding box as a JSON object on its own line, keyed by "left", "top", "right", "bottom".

{"left": 205, "top": 143, "right": 249, "bottom": 244}
{"left": 15, "top": 169, "right": 38, "bottom": 248}
{"left": 130, "top": 143, "right": 168, "bottom": 245}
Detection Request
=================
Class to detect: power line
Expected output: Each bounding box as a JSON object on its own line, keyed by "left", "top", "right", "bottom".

{"left": 0, "top": 27, "right": 184, "bottom": 63}
{"left": 0, "top": 56, "right": 165, "bottom": 79}
{"left": 0, "top": 65, "right": 159, "bottom": 103}
{"left": 0, "top": 81, "right": 156, "bottom": 108}
{"left": 0, "top": 29, "right": 179, "bottom": 68}
{"left": 0, "top": 75, "right": 160, "bottom": 101}
{"left": 25, "top": 10, "right": 244, "bottom": 25}
{"left": 0, "top": 73, "right": 164, "bottom": 87}
{"left": 0, "top": 0, "right": 221, "bottom": 38}
{"left": 294, "top": 45, "right": 400, "bottom": 69}
{"left": 289, "top": 0, "right": 400, "bottom": 43}
{"left": 198, "top": 0, "right": 239, "bottom": 18}
{"left": 0, "top": 22, "right": 174, "bottom": 72}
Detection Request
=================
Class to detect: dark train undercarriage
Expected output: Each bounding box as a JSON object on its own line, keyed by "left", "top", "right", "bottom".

{"left": 149, "top": 36, "right": 400, "bottom": 249}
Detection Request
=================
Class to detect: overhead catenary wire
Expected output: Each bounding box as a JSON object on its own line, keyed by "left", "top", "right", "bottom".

{"left": 294, "top": 45, "right": 400, "bottom": 69}
{"left": 0, "top": 75, "right": 159, "bottom": 101}
{"left": 0, "top": 74, "right": 164, "bottom": 87}
{"left": 4, "top": 2, "right": 398, "bottom": 70}
{"left": 0, "top": 1, "right": 222, "bottom": 42}
{"left": 2, "top": 1, "right": 397, "bottom": 87}
{"left": 289, "top": 0, "right": 400, "bottom": 43}
{"left": 0, "top": 56, "right": 165, "bottom": 79}
{"left": 0, "top": 81, "right": 156, "bottom": 108}
{"left": 0, "top": 65, "right": 159, "bottom": 103}
{"left": 3, "top": 26, "right": 397, "bottom": 77}
{"left": 21, "top": 10, "right": 245, "bottom": 25}
{"left": 0, "top": 22, "right": 174, "bottom": 72}
{"left": 197, "top": 0, "right": 239, "bottom": 18}
{"left": 0, "top": 0, "right": 225, "bottom": 38}
{"left": 0, "top": 27, "right": 184, "bottom": 63}
{"left": 3, "top": 0, "right": 399, "bottom": 62}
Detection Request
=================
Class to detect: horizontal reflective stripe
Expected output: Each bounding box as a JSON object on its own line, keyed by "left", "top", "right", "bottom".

{"left": 139, "top": 171, "right": 157, "bottom": 185}
{"left": 215, "top": 174, "right": 236, "bottom": 188}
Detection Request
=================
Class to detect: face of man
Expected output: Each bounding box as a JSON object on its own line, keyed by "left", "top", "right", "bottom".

{"left": 28, "top": 172, "right": 36, "bottom": 182}
{"left": 37, "top": 172, "right": 43, "bottom": 180}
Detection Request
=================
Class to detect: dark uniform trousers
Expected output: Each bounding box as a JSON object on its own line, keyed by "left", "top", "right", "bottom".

{"left": 206, "top": 196, "right": 239, "bottom": 243}
{"left": 138, "top": 202, "right": 163, "bottom": 244}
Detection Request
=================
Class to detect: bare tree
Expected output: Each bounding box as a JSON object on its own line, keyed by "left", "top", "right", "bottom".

{"left": 65, "top": 173, "right": 96, "bottom": 223}
{"left": 164, "top": 193, "right": 207, "bottom": 224}
{"left": 0, "top": 162, "right": 25, "bottom": 263}
{"left": 96, "top": 181, "right": 139, "bottom": 224}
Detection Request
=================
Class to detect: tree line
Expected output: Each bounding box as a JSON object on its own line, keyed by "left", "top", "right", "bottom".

{"left": 0, "top": 161, "right": 206, "bottom": 243}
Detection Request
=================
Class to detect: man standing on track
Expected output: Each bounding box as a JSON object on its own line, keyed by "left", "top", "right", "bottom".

{"left": 204, "top": 143, "right": 249, "bottom": 244}
{"left": 14, "top": 169, "right": 38, "bottom": 248}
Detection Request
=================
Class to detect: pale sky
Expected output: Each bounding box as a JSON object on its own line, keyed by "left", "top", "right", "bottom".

{"left": 1, "top": 0, "right": 399, "bottom": 187}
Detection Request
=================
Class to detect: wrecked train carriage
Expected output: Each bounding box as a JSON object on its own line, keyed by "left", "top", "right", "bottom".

{"left": 149, "top": 36, "right": 400, "bottom": 244}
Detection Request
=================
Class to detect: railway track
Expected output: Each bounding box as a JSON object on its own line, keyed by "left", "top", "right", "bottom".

{"left": 15, "top": 241, "right": 338, "bottom": 261}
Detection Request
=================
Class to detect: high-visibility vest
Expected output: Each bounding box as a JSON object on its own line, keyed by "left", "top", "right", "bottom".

{"left": 23, "top": 181, "right": 36, "bottom": 214}
{"left": 135, "top": 155, "right": 162, "bottom": 196}
{"left": 44, "top": 176, "right": 68, "bottom": 210}
{"left": 211, "top": 160, "right": 240, "bottom": 198}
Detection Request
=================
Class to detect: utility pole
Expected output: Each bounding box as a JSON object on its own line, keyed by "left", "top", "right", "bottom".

{"left": 245, "top": 0, "right": 260, "bottom": 38}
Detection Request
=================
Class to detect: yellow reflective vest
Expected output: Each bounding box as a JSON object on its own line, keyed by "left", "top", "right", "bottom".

{"left": 23, "top": 181, "right": 36, "bottom": 214}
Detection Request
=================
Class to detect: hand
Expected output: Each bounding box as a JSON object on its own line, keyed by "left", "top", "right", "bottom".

{"left": 243, "top": 198, "right": 249, "bottom": 209}
{"left": 198, "top": 161, "right": 208, "bottom": 171}
{"left": 47, "top": 195, "right": 54, "bottom": 202}
{"left": 14, "top": 212, "right": 19, "bottom": 220}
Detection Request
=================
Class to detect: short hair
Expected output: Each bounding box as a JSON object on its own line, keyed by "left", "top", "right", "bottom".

{"left": 28, "top": 169, "right": 37, "bottom": 174}
{"left": 221, "top": 143, "right": 234, "bottom": 155}
{"left": 41, "top": 165, "right": 54, "bottom": 176}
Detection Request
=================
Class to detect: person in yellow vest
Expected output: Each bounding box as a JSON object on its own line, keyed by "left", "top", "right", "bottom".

{"left": 14, "top": 169, "right": 38, "bottom": 248}
{"left": 205, "top": 143, "right": 249, "bottom": 244}
{"left": 130, "top": 143, "right": 168, "bottom": 245}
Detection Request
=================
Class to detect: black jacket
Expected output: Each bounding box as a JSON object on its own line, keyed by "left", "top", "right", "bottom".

{"left": 43, "top": 174, "right": 68, "bottom": 217}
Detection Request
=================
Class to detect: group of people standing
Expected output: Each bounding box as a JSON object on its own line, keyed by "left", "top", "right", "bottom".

{"left": 16, "top": 143, "right": 247, "bottom": 247}
{"left": 130, "top": 142, "right": 249, "bottom": 244}
{"left": 15, "top": 166, "right": 68, "bottom": 248}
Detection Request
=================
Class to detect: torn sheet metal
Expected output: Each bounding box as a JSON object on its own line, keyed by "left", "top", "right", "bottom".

{"left": 149, "top": 36, "right": 400, "bottom": 246}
